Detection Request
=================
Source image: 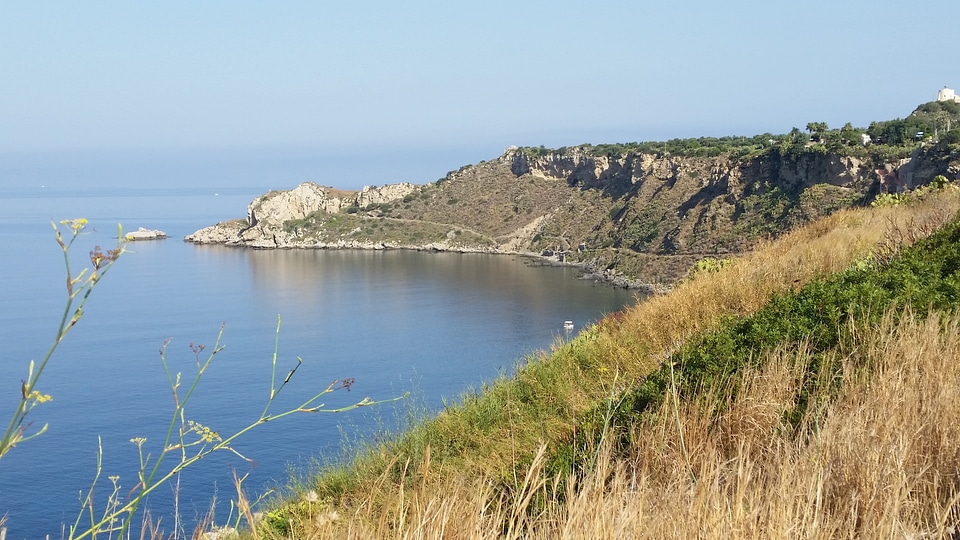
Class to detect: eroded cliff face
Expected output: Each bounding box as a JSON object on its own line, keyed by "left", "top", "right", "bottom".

{"left": 502, "top": 147, "right": 876, "bottom": 256}
{"left": 186, "top": 143, "right": 960, "bottom": 286}
{"left": 894, "top": 144, "right": 960, "bottom": 189}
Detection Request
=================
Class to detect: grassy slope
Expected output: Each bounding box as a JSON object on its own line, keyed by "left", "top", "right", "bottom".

{"left": 256, "top": 187, "right": 960, "bottom": 537}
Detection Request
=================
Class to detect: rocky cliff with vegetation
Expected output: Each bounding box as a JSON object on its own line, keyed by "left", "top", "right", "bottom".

{"left": 187, "top": 102, "right": 960, "bottom": 288}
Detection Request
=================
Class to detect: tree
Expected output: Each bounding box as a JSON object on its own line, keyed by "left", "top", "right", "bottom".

{"left": 840, "top": 122, "right": 863, "bottom": 146}
{"left": 789, "top": 127, "right": 808, "bottom": 144}
{"left": 942, "top": 129, "right": 960, "bottom": 145}
{"left": 806, "top": 122, "right": 829, "bottom": 142}
{"left": 881, "top": 120, "right": 908, "bottom": 145}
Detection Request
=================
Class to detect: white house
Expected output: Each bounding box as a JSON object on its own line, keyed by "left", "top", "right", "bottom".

{"left": 937, "top": 87, "right": 960, "bottom": 103}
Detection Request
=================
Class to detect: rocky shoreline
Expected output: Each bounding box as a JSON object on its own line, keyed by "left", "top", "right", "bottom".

{"left": 520, "top": 255, "right": 667, "bottom": 293}
{"left": 185, "top": 221, "right": 659, "bottom": 292}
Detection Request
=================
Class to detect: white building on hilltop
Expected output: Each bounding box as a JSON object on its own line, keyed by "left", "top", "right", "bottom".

{"left": 937, "top": 87, "right": 960, "bottom": 103}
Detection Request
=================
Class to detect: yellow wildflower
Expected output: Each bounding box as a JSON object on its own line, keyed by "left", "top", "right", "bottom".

{"left": 186, "top": 420, "right": 222, "bottom": 443}
{"left": 60, "top": 218, "right": 88, "bottom": 233}
{"left": 26, "top": 390, "right": 53, "bottom": 404}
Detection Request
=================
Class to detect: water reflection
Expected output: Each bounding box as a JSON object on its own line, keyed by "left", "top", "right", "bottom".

{"left": 0, "top": 234, "right": 639, "bottom": 538}
{"left": 243, "top": 249, "right": 639, "bottom": 326}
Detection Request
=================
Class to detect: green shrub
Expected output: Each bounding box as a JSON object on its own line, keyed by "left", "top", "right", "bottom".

{"left": 871, "top": 193, "right": 906, "bottom": 207}
{"left": 942, "top": 129, "right": 960, "bottom": 145}
{"left": 691, "top": 257, "right": 731, "bottom": 275}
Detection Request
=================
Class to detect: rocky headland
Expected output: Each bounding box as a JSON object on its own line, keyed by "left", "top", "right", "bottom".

{"left": 187, "top": 134, "right": 960, "bottom": 290}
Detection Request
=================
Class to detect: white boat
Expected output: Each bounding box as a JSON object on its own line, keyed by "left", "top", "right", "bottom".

{"left": 563, "top": 320, "right": 575, "bottom": 330}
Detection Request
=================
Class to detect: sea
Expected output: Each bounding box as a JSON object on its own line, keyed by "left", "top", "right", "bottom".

{"left": 0, "top": 152, "right": 638, "bottom": 538}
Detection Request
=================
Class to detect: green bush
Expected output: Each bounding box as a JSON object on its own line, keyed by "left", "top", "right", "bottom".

{"left": 942, "top": 129, "right": 960, "bottom": 145}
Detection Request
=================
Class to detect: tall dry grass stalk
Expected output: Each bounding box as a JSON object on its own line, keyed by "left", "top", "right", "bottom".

{"left": 284, "top": 308, "right": 960, "bottom": 539}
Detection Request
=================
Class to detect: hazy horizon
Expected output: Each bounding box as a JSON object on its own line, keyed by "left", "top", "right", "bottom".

{"left": 0, "top": 143, "right": 506, "bottom": 192}
{"left": 4, "top": 1, "right": 956, "bottom": 163}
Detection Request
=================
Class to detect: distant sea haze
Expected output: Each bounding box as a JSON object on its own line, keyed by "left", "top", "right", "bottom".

{"left": 0, "top": 184, "right": 635, "bottom": 537}
{"left": 0, "top": 144, "right": 506, "bottom": 193}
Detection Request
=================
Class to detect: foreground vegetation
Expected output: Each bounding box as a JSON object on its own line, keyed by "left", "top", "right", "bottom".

{"left": 238, "top": 179, "right": 960, "bottom": 537}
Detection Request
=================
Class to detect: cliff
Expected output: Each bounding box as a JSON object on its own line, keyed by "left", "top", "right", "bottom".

{"left": 186, "top": 140, "right": 960, "bottom": 287}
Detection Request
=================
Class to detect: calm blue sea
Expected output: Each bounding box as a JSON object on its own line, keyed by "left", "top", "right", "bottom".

{"left": 0, "top": 184, "right": 637, "bottom": 537}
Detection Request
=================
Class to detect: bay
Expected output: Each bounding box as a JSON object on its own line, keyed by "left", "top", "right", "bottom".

{"left": 0, "top": 186, "right": 637, "bottom": 537}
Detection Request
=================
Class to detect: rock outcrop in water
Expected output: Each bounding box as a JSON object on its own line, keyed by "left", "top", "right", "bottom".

{"left": 125, "top": 227, "right": 167, "bottom": 241}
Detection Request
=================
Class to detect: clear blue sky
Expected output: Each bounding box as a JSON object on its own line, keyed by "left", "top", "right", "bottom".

{"left": 2, "top": 1, "right": 957, "bottom": 189}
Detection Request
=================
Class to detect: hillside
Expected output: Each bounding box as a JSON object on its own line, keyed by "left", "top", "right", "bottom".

{"left": 244, "top": 176, "right": 960, "bottom": 539}
{"left": 187, "top": 104, "right": 960, "bottom": 288}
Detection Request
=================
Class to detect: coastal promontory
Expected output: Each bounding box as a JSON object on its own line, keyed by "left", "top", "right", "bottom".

{"left": 187, "top": 103, "right": 960, "bottom": 288}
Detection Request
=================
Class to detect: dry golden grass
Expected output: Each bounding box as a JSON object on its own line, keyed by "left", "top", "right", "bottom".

{"left": 269, "top": 308, "right": 960, "bottom": 539}
{"left": 249, "top": 190, "right": 960, "bottom": 539}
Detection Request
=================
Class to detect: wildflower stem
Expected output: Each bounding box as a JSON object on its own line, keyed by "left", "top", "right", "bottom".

{"left": 262, "top": 315, "right": 283, "bottom": 418}
{"left": 1, "top": 221, "right": 124, "bottom": 460}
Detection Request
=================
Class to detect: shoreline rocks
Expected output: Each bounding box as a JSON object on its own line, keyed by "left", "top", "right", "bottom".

{"left": 184, "top": 220, "right": 654, "bottom": 290}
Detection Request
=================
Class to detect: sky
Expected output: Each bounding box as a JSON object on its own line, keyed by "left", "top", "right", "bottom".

{"left": 2, "top": 0, "right": 958, "bottom": 190}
